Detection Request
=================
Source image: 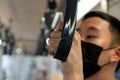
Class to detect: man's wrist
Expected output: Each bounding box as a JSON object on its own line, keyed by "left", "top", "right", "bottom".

{"left": 62, "top": 70, "right": 83, "bottom": 80}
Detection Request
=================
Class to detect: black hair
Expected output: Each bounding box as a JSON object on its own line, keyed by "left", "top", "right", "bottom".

{"left": 82, "top": 11, "right": 120, "bottom": 32}
{"left": 82, "top": 11, "right": 120, "bottom": 45}
{"left": 82, "top": 11, "right": 120, "bottom": 71}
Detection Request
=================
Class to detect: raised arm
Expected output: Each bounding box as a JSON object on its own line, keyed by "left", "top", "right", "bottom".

{"left": 49, "top": 23, "right": 83, "bottom": 80}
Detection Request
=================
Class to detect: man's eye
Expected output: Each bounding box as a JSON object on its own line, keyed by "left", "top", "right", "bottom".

{"left": 76, "top": 28, "right": 81, "bottom": 34}
{"left": 86, "top": 35, "right": 96, "bottom": 39}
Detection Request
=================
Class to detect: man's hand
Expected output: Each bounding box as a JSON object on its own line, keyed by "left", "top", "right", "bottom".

{"left": 49, "top": 22, "right": 83, "bottom": 80}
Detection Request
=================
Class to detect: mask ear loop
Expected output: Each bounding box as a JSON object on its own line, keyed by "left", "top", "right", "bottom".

{"left": 99, "top": 46, "right": 118, "bottom": 68}
{"left": 103, "top": 46, "right": 118, "bottom": 51}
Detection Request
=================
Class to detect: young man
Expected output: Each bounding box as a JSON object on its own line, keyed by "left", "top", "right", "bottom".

{"left": 49, "top": 11, "right": 120, "bottom": 80}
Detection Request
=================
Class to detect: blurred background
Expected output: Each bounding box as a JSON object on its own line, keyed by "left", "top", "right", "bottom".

{"left": 0, "top": 0, "right": 120, "bottom": 80}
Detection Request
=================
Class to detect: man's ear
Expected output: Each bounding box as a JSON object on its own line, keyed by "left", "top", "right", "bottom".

{"left": 110, "top": 46, "right": 120, "bottom": 62}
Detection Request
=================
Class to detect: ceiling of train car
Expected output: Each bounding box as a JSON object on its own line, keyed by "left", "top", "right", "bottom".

{"left": 0, "top": 0, "right": 120, "bottom": 53}
{"left": 0, "top": 0, "right": 65, "bottom": 41}
{"left": 0, "top": 0, "right": 120, "bottom": 41}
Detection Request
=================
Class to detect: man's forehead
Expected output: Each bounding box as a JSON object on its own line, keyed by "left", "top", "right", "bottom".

{"left": 81, "top": 17, "right": 107, "bottom": 24}
{"left": 79, "top": 17, "right": 110, "bottom": 31}
{"left": 77, "top": 26, "right": 100, "bottom": 32}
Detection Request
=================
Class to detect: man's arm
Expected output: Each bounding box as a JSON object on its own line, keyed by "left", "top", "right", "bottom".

{"left": 49, "top": 23, "right": 83, "bottom": 80}
{"left": 61, "top": 31, "right": 83, "bottom": 80}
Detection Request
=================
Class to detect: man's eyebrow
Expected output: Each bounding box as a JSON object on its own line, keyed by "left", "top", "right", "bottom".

{"left": 76, "top": 27, "right": 100, "bottom": 32}
{"left": 87, "top": 27, "right": 100, "bottom": 32}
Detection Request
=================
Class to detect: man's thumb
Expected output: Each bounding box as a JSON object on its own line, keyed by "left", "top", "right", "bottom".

{"left": 54, "top": 22, "right": 63, "bottom": 31}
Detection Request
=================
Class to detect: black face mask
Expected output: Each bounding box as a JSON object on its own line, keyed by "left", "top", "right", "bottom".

{"left": 81, "top": 41, "right": 103, "bottom": 78}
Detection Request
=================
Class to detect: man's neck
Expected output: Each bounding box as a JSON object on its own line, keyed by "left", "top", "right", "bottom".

{"left": 85, "top": 62, "right": 117, "bottom": 80}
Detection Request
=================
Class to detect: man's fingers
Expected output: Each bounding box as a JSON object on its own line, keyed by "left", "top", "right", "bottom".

{"left": 49, "top": 38, "right": 61, "bottom": 45}
{"left": 54, "top": 22, "right": 63, "bottom": 31}
{"left": 49, "top": 46, "right": 58, "bottom": 55}
{"left": 50, "top": 31, "right": 62, "bottom": 38}
{"left": 49, "top": 37, "right": 61, "bottom": 55}
{"left": 74, "top": 31, "right": 81, "bottom": 41}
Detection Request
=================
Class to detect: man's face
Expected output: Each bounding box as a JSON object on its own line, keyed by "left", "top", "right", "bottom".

{"left": 78, "top": 17, "right": 114, "bottom": 66}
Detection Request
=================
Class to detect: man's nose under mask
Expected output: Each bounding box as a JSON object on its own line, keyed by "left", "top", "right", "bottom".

{"left": 81, "top": 41, "right": 103, "bottom": 78}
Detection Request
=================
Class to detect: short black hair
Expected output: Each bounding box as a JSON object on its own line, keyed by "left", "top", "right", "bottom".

{"left": 82, "top": 11, "right": 120, "bottom": 72}
{"left": 82, "top": 11, "right": 120, "bottom": 33}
